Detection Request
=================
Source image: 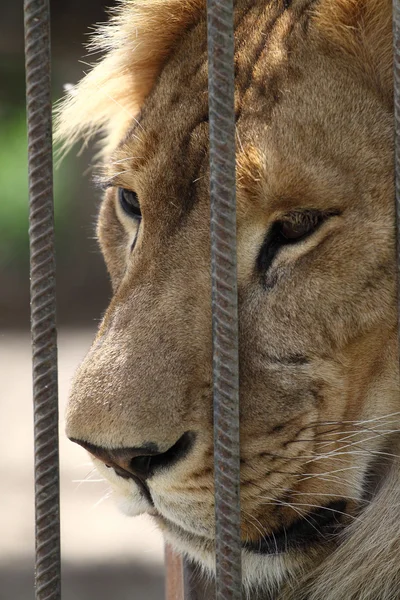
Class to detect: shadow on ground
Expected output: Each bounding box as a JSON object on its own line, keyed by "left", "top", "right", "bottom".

{"left": 0, "top": 560, "right": 165, "bottom": 600}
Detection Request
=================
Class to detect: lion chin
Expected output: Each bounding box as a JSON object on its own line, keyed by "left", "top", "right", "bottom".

{"left": 109, "top": 477, "right": 304, "bottom": 593}
{"left": 57, "top": 1, "right": 400, "bottom": 599}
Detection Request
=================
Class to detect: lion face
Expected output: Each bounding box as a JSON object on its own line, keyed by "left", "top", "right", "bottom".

{"left": 62, "top": 0, "right": 398, "bottom": 591}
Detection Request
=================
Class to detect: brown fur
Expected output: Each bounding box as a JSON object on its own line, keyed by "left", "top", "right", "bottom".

{"left": 315, "top": 0, "right": 393, "bottom": 102}
{"left": 57, "top": 1, "right": 400, "bottom": 598}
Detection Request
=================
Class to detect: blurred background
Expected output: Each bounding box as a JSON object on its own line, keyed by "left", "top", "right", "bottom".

{"left": 1, "top": 2, "right": 165, "bottom": 598}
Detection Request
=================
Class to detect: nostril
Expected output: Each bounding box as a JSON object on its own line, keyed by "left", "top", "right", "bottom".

{"left": 144, "top": 431, "right": 195, "bottom": 476}
{"left": 129, "top": 455, "right": 152, "bottom": 479}
{"left": 123, "top": 431, "right": 196, "bottom": 480}
{"left": 71, "top": 431, "right": 195, "bottom": 481}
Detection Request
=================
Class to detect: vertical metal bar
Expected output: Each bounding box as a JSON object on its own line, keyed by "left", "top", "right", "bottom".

{"left": 207, "top": 1, "right": 242, "bottom": 599}
{"left": 165, "top": 547, "right": 201, "bottom": 600}
{"left": 24, "top": 1, "right": 61, "bottom": 599}
{"left": 165, "top": 545, "right": 184, "bottom": 600}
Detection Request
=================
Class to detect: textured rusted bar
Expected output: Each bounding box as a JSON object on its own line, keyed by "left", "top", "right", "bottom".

{"left": 207, "top": 1, "right": 242, "bottom": 598}
{"left": 24, "top": 1, "right": 61, "bottom": 599}
{"left": 165, "top": 548, "right": 202, "bottom": 600}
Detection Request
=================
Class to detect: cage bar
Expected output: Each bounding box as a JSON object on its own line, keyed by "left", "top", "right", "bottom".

{"left": 207, "top": 1, "right": 242, "bottom": 599}
{"left": 24, "top": 1, "right": 61, "bottom": 599}
{"left": 165, "top": 545, "right": 185, "bottom": 600}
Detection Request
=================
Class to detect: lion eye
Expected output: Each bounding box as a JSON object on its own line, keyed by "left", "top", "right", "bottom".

{"left": 118, "top": 188, "right": 141, "bottom": 219}
{"left": 277, "top": 211, "right": 324, "bottom": 242}
{"left": 257, "top": 209, "right": 338, "bottom": 275}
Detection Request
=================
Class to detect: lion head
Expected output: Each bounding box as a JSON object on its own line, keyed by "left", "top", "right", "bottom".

{"left": 57, "top": 1, "right": 400, "bottom": 598}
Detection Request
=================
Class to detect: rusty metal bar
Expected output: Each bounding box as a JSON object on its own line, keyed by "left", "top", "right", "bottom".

{"left": 165, "top": 547, "right": 202, "bottom": 600}
{"left": 165, "top": 545, "right": 185, "bottom": 600}
{"left": 207, "top": 1, "right": 242, "bottom": 599}
{"left": 24, "top": 1, "right": 61, "bottom": 599}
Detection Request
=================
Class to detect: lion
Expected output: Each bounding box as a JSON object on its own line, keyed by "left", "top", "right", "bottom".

{"left": 56, "top": 1, "right": 400, "bottom": 598}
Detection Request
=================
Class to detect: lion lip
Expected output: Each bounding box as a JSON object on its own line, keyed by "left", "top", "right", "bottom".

{"left": 243, "top": 500, "right": 348, "bottom": 555}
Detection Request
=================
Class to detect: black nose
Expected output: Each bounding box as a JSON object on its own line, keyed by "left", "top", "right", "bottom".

{"left": 71, "top": 432, "right": 195, "bottom": 483}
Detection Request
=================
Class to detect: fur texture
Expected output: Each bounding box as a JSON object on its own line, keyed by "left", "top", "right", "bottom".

{"left": 55, "top": 0, "right": 203, "bottom": 154}
{"left": 57, "top": 1, "right": 399, "bottom": 598}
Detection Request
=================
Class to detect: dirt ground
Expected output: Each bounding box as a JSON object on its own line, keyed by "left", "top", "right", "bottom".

{"left": 0, "top": 329, "right": 165, "bottom": 600}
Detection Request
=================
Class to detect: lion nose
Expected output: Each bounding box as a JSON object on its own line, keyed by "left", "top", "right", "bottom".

{"left": 85, "top": 444, "right": 154, "bottom": 481}
{"left": 71, "top": 432, "right": 195, "bottom": 482}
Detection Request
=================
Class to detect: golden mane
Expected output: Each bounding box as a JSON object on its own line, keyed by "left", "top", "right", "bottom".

{"left": 55, "top": 0, "right": 203, "bottom": 155}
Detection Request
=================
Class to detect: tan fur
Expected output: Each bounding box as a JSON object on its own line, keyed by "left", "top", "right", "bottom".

{"left": 58, "top": 1, "right": 400, "bottom": 598}
{"left": 314, "top": 0, "right": 393, "bottom": 102}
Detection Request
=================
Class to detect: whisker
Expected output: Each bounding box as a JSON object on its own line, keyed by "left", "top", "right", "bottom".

{"left": 310, "top": 447, "right": 400, "bottom": 463}
{"left": 297, "top": 464, "right": 361, "bottom": 484}
{"left": 304, "top": 433, "right": 395, "bottom": 464}
{"left": 72, "top": 467, "right": 101, "bottom": 491}
{"left": 90, "top": 488, "right": 113, "bottom": 510}
{"left": 315, "top": 426, "right": 400, "bottom": 449}
{"left": 263, "top": 497, "right": 330, "bottom": 539}
{"left": 236, "top": 128, "right": 245, "bottom": 154}
{"left": 308, "top": 412, "right": 400, "bottom": 427}
{"left": 260, "top": 499, "right": 358, "bottom": 522}
{"left": 289, "top": 490, "right": 362, "bottom": 503}
{"left": 242, "top": 510, "right": 270, "bottom": 550}
{"left": 110, "top": 156, "right": 144, "bottom": 165}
